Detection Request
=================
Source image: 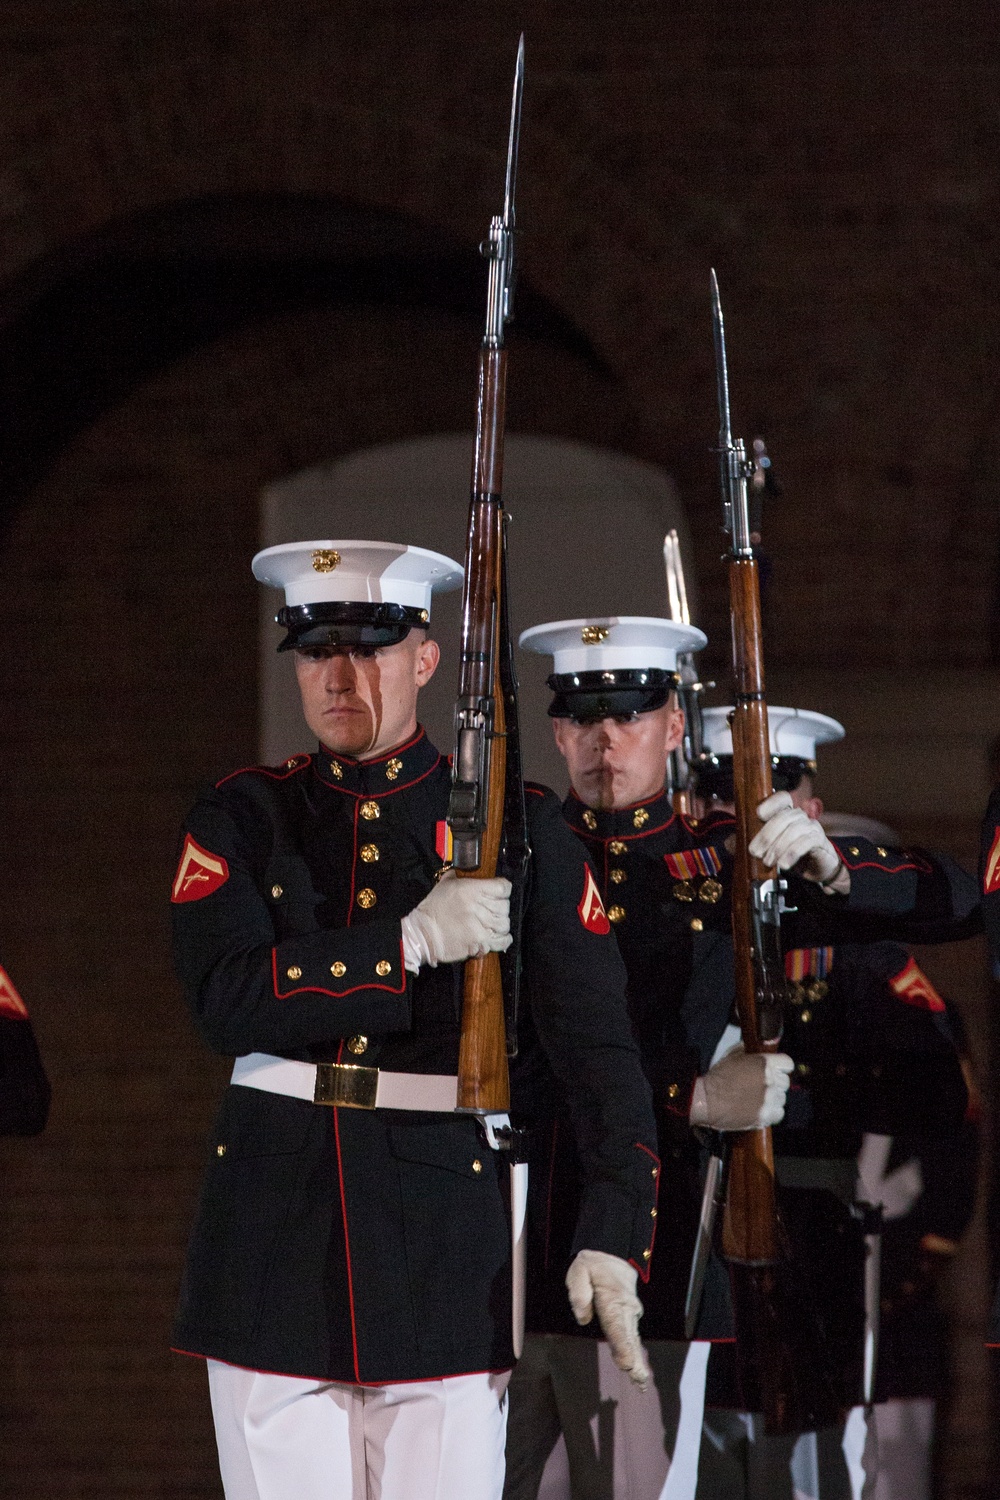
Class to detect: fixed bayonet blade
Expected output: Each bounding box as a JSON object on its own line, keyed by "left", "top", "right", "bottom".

{"left": 504, "top": 35, "right": 524, "bottom": 231}
{"left": 663, "top": 529, "right": 691, "bottom": 625}
{"left": 684, "top": 1134, "right": 730, "bottom": 1339}
{"left": 710, "top": 269, "right": 732, "bottom": 450}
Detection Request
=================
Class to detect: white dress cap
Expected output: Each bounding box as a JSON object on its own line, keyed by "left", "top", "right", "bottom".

{"left": 701, "top": 705, "right": 845, "bottom": 763}
{"left": 519, "top": 616, "right": 707, "bottom": 674}
{"left": 252, "top": 539, "right": 464, "bottom": 616}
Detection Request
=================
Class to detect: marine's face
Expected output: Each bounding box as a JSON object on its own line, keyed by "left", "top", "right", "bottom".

{"left": 294, "top": 632, "right": 440, "bottom": 759}
{"left": 553, "top": 700, "right": 685, "bottom": 811}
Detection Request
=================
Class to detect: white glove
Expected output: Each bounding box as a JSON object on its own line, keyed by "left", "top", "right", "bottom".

{"left": 400, "top": 869, "right": 512, "bottom": 972}
{"left": 566, "top": 1249, "right": 650, "bottom": 1388}
{"left": 689, "top": 1044, "right": 794, "bottom": 1130}
{"left": 748, "top": 792, "right": 849, "bottom": 892}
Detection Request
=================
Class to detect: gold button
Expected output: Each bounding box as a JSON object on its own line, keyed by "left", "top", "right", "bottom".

{"left": 347, "top": 1035, "right": 368, "bottom": 1055}
{"left": 329, "top": 760, "right": 343, "bottom": 780}
{"left": 651, "top": 1166, "right": 659, "bottom": 1179}
{"left": 361, "top": 801, "right": 380, "bottom": 821}
{"left": 690, "top": 917, "right": 704, "bottom": 932}
{"left": 270, "top": 884, "right": 283, "bottom": 899}
{"left": 331, "top": 961, "right": 347, "bottom": 978}
{"left": 286, "top": 965, "right": 303, "bottom": 980}
{"left": 609, "top": 840, "right": 627, "bottom": 855}
{"left": 607, "top": 905, "right": 625, "bottom": 924}
{"left": 876, "top": 846, "right": 888, "bottom": 857}
{"left": 797, "top": 1062, "right": 811, "bottom": 1076}
{"left": 633, "top": 808, "right": 650, "bottom": 829}
{"left": 800, "top": 1008, "right": 812, "bottom": 1023}
{"left": 386, "top": 758, "right": 403, "bottom": 781}
{"left": 848, "top": 845, "right": 859, "bottom": 857}
{"left": 216, "top": 1144, "right": 226, "bottom": 1157}
{"left": 610, "top": 868, "right": 626, "bottom": 884}
{"left": 286, "top": 757, "right": 298, "bottom": 768}
{"left": 667, "top": 1083, "right": 679, "bottom": 1099}
{"left": 357, "top": 888, "right": 377, "bottom": 910}
{"left": 642, "top": 1248, "right": 652, "bottom": 1261}
{"left": 360, "top": 844, "right": 380, "bottom": 863}
{"left": 582, "top": 810, "right": 597, "bottom": 831}
{"left": 375, "top": 960, "right": 392, "bottom": 977}
{"left": 650, "top": 1207, "right": 658, "bottom": 1218}
{"left": 472, "top": 1159, "right": 483, "bottom": 1174}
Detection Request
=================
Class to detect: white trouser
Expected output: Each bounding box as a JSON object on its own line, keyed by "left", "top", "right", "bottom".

{"left": 842, "top": 1399, "right": 935, "bottom": 1500}
{"left": 208, "top": 1359, "right": 511, "bottom": 1500}
{"left": 504, "top": 1334, "right": 710, "bottom": 1500}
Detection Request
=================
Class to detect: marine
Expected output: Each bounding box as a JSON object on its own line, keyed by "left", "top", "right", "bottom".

{"left": 504, "top": 616, "right": 971, "bottom": 1500}
{"left": 171, "top": 544, "right": 659, "bottom": 1500}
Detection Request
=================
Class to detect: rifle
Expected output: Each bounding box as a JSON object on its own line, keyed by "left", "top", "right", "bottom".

{"left": 662, "top": 529, "right": 711, "bottom": 815}
{"left": 712, "top": 271, "right": 841, "bottom": 1432}
{"left": 448, "top": 37, "right": 529, "bottom": 1115}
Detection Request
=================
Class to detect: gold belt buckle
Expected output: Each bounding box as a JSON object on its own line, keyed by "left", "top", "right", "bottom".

{"left": 314, "top": 1062, "right": 379, "bottom": 1109}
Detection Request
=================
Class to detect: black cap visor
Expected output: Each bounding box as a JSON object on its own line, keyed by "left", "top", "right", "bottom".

{"left": 547, "top": 668, "right": 678, "bottom": 722}
{"left": 694, "top": 753, "right": 816, "bottom": 803}
{"left": 276, "top": 601, "right": 429, "bottom": 653}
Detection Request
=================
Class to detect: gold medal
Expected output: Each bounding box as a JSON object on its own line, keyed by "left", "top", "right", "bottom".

{"left": 673, "top": 880, "right": 694, "bottom": 902}
{"left": 698, "top": 878, "right": 723, "bottom": 904}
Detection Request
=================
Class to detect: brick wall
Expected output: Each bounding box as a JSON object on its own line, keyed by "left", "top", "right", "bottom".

{"left": 0, "top": 3, "right": 997, "bottom": 1493}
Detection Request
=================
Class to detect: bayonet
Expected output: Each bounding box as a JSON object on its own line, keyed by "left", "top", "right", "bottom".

{"left": 711, "top": 270, "right": 754, "bottom": 559}
{"left": 482, "top": 33, "right": 523, "bottom": 345}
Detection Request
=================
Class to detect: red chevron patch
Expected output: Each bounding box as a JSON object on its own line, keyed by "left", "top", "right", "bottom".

{"left": 578, "top": 866, "right": 611, "bottom": 935}
{"left": 0, "top": 966, "right": 28, "bottom": 1020}
{"left": 985, "top": 826, "right": 1000, "bottom": 895}
{"left": 171, "top": 834, "right": 230, "bottom": 904}
{"left": 889, "top": 957, "right": 946, "bottom": 1013}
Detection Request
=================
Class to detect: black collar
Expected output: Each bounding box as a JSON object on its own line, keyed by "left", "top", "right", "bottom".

{"left": 313, "top": 726, "right": 443, "bottom": 797}
{"left": 562, "top": 788, "right": 734, "bottom": 845}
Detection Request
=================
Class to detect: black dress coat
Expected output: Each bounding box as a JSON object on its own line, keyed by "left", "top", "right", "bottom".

{"left": 171, "top": 729, "right": 659, "bottom": 1385}
{"left": 521, "top": 788, "right": 970, "bottom": 1377}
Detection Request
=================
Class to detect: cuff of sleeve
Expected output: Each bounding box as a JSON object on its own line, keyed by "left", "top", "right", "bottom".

{"left": 571, "top": 1143, "right": 660, "bottom": 1282}
{"left": 273, "top": 920, "right": 407, "bottom": 998}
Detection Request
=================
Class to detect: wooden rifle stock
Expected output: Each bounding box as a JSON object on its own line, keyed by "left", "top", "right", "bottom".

{"left": 455, "top": 346, "right": 511, "bottom": 1113}
{"left": 721, "top": 556, "right": 780, "bottom": 1265}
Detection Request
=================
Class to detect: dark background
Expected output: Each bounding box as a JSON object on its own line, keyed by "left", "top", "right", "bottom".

{"left": 0, "top": 3, "right": 996, "bottom": 1494}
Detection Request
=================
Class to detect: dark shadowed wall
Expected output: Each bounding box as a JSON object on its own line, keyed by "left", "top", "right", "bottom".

{"left": 0, "top": 4, "right": 996, "bottom": 1495}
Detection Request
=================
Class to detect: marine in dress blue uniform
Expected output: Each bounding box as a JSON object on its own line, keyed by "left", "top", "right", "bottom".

{"left": 504, "top": 620, "right": 971, "bottom": 1500}
{"left": 171, "top": 549, "right": 659, "bottom": 1500}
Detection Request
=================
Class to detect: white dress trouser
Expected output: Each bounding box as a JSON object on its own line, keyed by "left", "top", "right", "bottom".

{"left": 208, "top": 1359, "right": 511, "bottom": 1500}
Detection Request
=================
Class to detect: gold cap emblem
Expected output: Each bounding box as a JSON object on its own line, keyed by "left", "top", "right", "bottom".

{"left": 311, "top": 549, "right": 341, "bottom": 573}
{"left": 385, "top": 758, "right": 403, "bottom": 781}
{"left": 581, "top": 625, "right": 610, "bottom": 645}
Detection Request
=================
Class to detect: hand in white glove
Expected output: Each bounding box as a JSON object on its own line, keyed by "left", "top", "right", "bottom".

{"left": 748, "top": 792, "right": 849, "bottom": 892}
{"left": 689, "top": 1044, "right": 794, "bottom": 1130}
{"left": 400, "top": 869, "right": 512, "bottom": 972}
{"left": 566, "top": 1249, "right": 650, "bottom": 1389}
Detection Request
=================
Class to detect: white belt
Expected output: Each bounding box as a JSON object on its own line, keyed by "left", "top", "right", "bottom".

{"left": 231, "top": 1052, "right": 459, "bottom": 1112}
